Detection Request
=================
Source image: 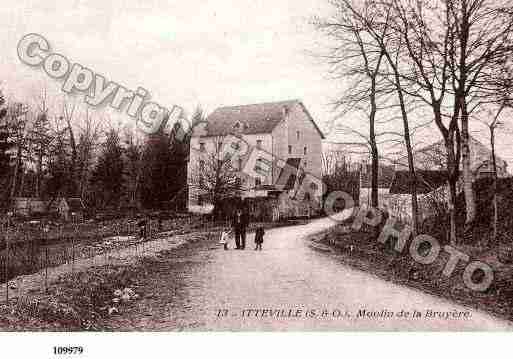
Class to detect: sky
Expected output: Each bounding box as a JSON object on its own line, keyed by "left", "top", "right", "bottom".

{"left": 1, "top": 0, "right": 512, "bottom": 168}
{"left": 1, "top": 0, "right": 337, "bottom": 128}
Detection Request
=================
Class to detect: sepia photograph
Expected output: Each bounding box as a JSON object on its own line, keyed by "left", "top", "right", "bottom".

{"left": 1, "top": 0, "right": 513, "bottom": 356}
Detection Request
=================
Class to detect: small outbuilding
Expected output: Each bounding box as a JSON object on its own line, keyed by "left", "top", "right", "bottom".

{"left": 13, "top": 197, "right": 47, "bottom": 217}
{"left": 49, "top": 198, "right": 86, "bottom": 221}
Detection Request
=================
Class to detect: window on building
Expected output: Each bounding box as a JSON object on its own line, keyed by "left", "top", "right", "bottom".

{"left": 296, "top": 131, "right": 300, "bottom": 140}
{"left": 199, "top": 142, "right": 205, "bottom": 152}
{"left": 288, "top": 145, "right": 292, "bottom": 154}
{"left": 218, "top": 141, "right": 223, "bottom": 151}
{"left": 304, "top": 146, "right": 307, "bottom": 155}
{"left": 256, "top": 139, "right": 262, "bottom": 149}
{"left": 255, "top": 158, "right": 268, "bottom": 174}
{"left": 255, "top": 177, "right": 261, "bottom": 187}
{"left": 199, "top": 160, "right": 205, "bottom": 171}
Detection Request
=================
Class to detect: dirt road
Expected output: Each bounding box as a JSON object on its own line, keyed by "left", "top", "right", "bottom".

{"left": 106, "top": 216, "right": 512, "bottom": 331}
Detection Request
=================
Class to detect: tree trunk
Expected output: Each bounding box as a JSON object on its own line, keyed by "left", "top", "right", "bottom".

{"left": 491, "top": 126, "right": 498, "bottom": 244}
{"left": 35, "top": 152, "right": 43, "bottom": 198}
{"left": 437, "top": 100, "right": 460, "bottom": 245}
{"left": 19, "top": 167, "right": 26, "bottom": 197}
{"left": 456, "top": 2, "right": 475, "bottom": 235}
{"left": 404, "top": 131, "right": 419, "bottom": 237}
{"left": 369, "top": 75, "right": 380, "bottom": 209}
{"left": 9, "top": 143, "right": 22, "bottom": 204}
{"left": 389, "top": 63, "right": 419, "bottom": 236}
{"left": 460, "top": 100, "right": 476, "bottom": 231}
{"left": 66, "top": 117, "right": 78, "bottom": 197}
{"left": 448, "top": 178, "right": 458, "bottom": 245}
{"left": 370, "top": 144, "right": 379, "bottom": 208}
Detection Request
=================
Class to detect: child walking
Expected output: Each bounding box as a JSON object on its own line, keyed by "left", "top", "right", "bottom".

{"left": 254, "top": 226, "right": 265, "bottom": 250}
{"left": 219, "top": 228, "right": 233, "bottom": 250}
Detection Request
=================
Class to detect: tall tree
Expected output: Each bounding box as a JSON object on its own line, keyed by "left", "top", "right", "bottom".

{"left": 446, "top": 0, "right": 513, "bottom": 231}
{"left": 0, "top": 93, "right": 10, "bottom": 174}
{"left": 479, "top": 95, "right": 512, "bottom": 244}
{"left": 315, "top": 3, "right": 389, "bottom": 208}
{"left": 0, "top": 92, "right": 11, "bottom": 207}
{"left": 61, "top": 100, "right": 80, "bottom": 197}
{"left": 140, "top": 130, "right": 175, "bottom": 209}
{"left": 7, "top": 102, "right": 30, "bottom": 203}
{"left": 326, "top": 0, "right": 422, "bottom": 234}
{"left": 91, "top": 129, "right": 125, "bottom": 208}
{"left": 123, "top": 128, "right": 144, "bottom": 209}
{"left": 29, "top": 102, "right": 52, "bottom": 197}
{"left": 388, "top": 0, "right": 513, "bottom": 243}
{"left": 76, "top": 109, "right": 102, "bottom": 202}
{"left": 45, "top": 139, "right": 69, "bottom": 205}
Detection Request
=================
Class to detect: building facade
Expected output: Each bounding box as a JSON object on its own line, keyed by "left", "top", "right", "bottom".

{"left": 387, "top": 136, "right": 510, "bottom": 223}
{"left": 187, "top": 100, "right": 325, "bottom": 214}
{"left": 394, "top": 136, "right": 509, "bottom": 179}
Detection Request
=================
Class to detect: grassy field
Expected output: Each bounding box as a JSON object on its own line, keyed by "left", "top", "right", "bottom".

{"left": 0, "top": 217, "right": 305, "bottom": 330}
{"left": 0, "top": 214, "right": 214, "bottom": 283}
{"left": 0, "top": 213, "right": 304, "bottom": 284}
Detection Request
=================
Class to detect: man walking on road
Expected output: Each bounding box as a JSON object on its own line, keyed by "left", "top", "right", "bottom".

{"left": 232, "top": 207, "right": 249, "bottom": 249}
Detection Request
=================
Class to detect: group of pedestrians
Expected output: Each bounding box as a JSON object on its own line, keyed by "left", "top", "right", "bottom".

{"left": 220, "top": 207, "right": 265, "bottom": 251}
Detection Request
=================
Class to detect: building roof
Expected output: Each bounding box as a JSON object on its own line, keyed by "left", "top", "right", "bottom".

{"left": 276, "top": 157, "right": 302, "bottom": 190}
{"left": 389, "top": 170, "right": 448, "bottom": 194}
{"left": 395, "top": 135, "right": 508, "bottom": 173}
{"left": 204, "top": 100, "right": 325, "bottom": 139}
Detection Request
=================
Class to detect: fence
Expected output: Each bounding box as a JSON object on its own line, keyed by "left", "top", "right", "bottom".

{"left": 0, "top": 214, "right": 221, "bottom": 304}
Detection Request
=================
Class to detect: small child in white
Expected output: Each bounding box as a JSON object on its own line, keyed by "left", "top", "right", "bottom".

{"left": 219, "top": 228, "right": 233, "bottom": 250}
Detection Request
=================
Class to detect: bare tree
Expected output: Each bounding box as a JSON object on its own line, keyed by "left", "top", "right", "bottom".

{"left": 76, "top": 108, "right": 102, "bottom": 201}
{"left": 123, "top": 127, "right": 144, "bottom": 208}
{"left": 29, "top": 88, "right": 52, "bottom": 197}
{"left": 322, "top": 150, "right": 360, "bottom": 206}
{"left": 320, "top": 0, "right": 438, "bottom": 234}
{"left": 61, "top": 98, "right": 79, "bottom": 197}
{"left": 346, "top": 0, "right": 423, "bottom": 235}
{"left": 315, "top": 0, "right": 390, "bottom": 208}
{"left": 478, "top": 99, "right": 512, "bottom": 244}
{"left": 0, "top": 91, "right": 10, "bottom": 206}
{"left": 387, "top": 0, "right": 513, "bottom": 243}
{"left": 445, "top": 0, "right": 513, "bottom": 232}
{"left": 189, "top": 136, "right": 242, "bottom": 218}
{"left": 45, "top": 110, "right": 74, "bottom": 206}
{"left": 322, "top": 147, "right": 359, "bottom": 176}
{"left": 7, "top": 102, "right": 30, "bottom": 203}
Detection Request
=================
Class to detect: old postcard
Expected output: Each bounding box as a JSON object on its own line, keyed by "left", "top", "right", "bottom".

{"left": 2, "top": 0, "right": 513, "bottom": 347}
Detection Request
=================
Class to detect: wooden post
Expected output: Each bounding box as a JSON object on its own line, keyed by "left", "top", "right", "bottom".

{"left": 44, "top": 244, "right": 48, "bottom": 293}
{"left": 72, "top": 214, "right": 76, "bottom": 273}
{"left": 5, "top": 226, "right": 9, "bottom": 304}
{"left": 5, "top": 241, "right": 9, "bottom": 304}
{"left": 42, "top": 221, "right": 48, "bottom": 293}
{"left": 5, "top": 213, "right": 12, "bottom": 304}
